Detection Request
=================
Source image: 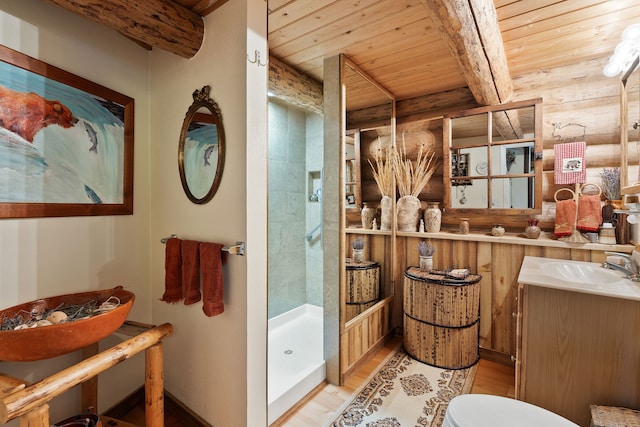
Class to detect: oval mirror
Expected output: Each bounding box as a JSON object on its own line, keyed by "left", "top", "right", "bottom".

{"left": 178, "top": 86, "right": 225, "bottom": 204}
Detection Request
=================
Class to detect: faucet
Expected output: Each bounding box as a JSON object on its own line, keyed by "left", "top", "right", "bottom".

{"left": 603, "top": 251, "right": 640, "bottom": 280}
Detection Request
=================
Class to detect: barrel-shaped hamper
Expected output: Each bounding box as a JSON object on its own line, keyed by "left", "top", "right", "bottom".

{"left": 403, "top": 267, "right": 481, "bottom": 369}
{"left": 345, "top": 260, "right": 380, "bottom": 321}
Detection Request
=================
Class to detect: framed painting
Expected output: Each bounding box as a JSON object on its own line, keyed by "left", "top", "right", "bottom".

{"left": 0, "top": 44, "right": 134, "bottom": 218}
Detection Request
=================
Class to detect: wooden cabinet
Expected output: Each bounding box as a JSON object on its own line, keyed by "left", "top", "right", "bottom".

{"left": 516, "top": 283, "right": 640, "bottom": 427}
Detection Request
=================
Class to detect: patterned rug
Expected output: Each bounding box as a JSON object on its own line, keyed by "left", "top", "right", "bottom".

{"left": 325, "top": 344, "right": 477, "bottom": 427}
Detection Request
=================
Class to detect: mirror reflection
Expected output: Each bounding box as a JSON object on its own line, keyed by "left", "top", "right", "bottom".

{"left": 342, "top": 59, "right": 395, "bottom": 323}
{"left": 445, "top": 99, "right": 542, "bottom": 216}
{"left": 179, "top": 86, "right": 225, "bottom": 204}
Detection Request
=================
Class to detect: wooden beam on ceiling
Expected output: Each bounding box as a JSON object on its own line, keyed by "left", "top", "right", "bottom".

{"left": 43, "top": 0, "right": 204, "bottom": 58}
{"left": 268, "top": 56, "right": 323, "bottom": 115}
{"left": 420, "top": 0, "right": 513, "bottom": 106}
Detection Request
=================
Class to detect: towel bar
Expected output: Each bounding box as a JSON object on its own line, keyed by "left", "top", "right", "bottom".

{"left": 160, "top": 235, "right": 245, "bottom": 256}
{"left": 222, "top": 242, "right": 245, "bottom": 256}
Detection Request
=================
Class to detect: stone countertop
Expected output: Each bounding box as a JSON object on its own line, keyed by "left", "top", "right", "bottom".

{"left": 518, "top": 255, "right": 640, "bottom": 301}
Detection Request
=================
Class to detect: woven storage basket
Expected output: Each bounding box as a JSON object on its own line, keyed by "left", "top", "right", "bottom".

{"left": 590, "top": 405, "right": 640, "bottom": 427}
{"left": 345, "top": 260, "right": 380, "bottom": 303}
{"left": 403, "top": 267, "right": 482, "bottom": 369}
{"left": 345, "top": 260, "right": 380, "bottom": 321}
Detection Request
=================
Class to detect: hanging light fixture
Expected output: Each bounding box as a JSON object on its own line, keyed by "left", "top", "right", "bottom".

{"left": 603, "top": 23, "right": 640, "bottom": 77}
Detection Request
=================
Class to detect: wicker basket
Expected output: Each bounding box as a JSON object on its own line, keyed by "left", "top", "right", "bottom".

{"left": 403, "top": 267, "right": 481, "bottom": 369}
{"left": 403, "top": 268, "right": 481, "bottom": 327}
{"left": 345, "top": 260, "right": 380, "bottom": 321}
{"left": 590, "top": 405, "right": 640, "bottom": 427}
{"left": 403, "top": 314, "right": 479, "bottom": 369}
{"left": 345, "top": 260, "right": 380, "bottom": 303}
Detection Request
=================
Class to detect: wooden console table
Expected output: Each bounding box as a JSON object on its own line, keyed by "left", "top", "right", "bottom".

{"left": 0, "top": 322, "right": 173, "bottom": 426}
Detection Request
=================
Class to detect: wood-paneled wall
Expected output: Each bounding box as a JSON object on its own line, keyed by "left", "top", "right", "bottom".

{"left": 354, "top": 56, "right": 640, "bottom": 231}
{"left": 397, "top": 234, "right": 630, "bottom": 358}
{"left": 341, "top": 232, "right": 395, "bottom": 380}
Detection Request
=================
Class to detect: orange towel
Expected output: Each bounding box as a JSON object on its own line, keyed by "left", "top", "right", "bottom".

{"left": 200, "top": 242, "right": 227, "bottom": 317}
{"left": 576, "top": 194, "right": 602, "bottom": 232}
{"left": 161, "top": 238, "right": 183, "bottom": 303}
{"left": 554, "top": 199, "right": 576, "bottom": 237}
{"left": 181, "top": 240, "right": 202, "bottom": 305}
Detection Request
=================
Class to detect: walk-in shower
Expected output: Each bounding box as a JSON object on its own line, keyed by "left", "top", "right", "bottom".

{"left": 267, "top": 99, "right": 324, "bottom": 424}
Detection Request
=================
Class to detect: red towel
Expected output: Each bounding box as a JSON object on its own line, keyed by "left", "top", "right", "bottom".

{"left": 554, "top": 199, "right": 576, "bottom": 237}
{"left": 200, "top": 242, "right": 227, "bottom": 317}
{"left": 161, "top": 238, "right": 183, "bottom": 303}
{"left": 181, "top": 240, "right": 202, "bottom": 305}
{"left": 576, "top": 194, "right": 602, "bottom": 232}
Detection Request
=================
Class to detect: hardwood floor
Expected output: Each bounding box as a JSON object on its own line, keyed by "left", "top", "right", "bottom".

{"left": 101, "top": 388, "right": 211, "bottom": 427}
{"left": 271, "top": 336, "right": 515, "bottom": 426}
{"left": 108, "top": 336, "right": 514, "bottom": 426}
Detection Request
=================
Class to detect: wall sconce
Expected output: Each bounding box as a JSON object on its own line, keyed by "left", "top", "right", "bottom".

{"left": 603, "top": 23, "right": 640, "bottom": 77}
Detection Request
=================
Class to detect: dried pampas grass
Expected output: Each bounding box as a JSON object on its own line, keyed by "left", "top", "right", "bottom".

{"left": 394, "top": 132, "right": 438, "bottom": 197}
{"left": 368, "top": 139, "right": 394, "bottom": 197}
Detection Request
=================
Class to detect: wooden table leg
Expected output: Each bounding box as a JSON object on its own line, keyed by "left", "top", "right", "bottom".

{"left": 81, "top": 342, "right": 100, "bottom": 413}
{"left": 19, "top": 404, "right": 49, "bottom": 427}
{"left": 145, "top": 342, "right": 164, "bottom": 427}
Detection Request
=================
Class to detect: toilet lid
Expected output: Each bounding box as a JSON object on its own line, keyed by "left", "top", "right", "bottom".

{"left": 444, "top": 394, "right": 580, "bottom": 427}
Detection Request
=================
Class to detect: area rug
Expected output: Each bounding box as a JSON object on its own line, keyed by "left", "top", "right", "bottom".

{"left": 325, "top": 344, "right": 477, "bottom": 427}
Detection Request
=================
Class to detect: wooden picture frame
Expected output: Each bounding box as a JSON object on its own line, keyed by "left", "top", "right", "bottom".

{"left": 0, "top": 44, "right": 134, "bottom": 218}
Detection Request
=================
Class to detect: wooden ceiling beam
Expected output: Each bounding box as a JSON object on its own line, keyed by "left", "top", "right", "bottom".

{"left": 268, "top": 56, "right": 323, "bottom": 115}
{"left": 43, "top": 0, "right": 204, "bottom": 58}
{"left": 420, "top": 0, "right": 513, "bottom": 106}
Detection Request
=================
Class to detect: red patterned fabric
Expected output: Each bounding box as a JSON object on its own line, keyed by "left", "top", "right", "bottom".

{"left": 554, "top": 142, "right": 586, "bottom": 184}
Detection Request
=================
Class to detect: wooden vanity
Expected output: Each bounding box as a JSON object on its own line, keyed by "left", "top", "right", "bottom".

{"left": 516, "top": 256, "right": 640, "bottom": 427}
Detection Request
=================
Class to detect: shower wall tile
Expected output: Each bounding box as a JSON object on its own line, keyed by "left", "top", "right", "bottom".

{"left": 305, "top": 111, "right": 324, "bottom": 307}
{"left": 268, "top": 100, "right": 308, "bottom": 319}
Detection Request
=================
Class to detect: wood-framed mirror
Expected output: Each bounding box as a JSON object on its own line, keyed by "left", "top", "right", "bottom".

{"left": 178, "top": 86, "right": 225, "bottom": 204}
{"left": 443, "top": 98, "right": 543, "bottom": 225}
{"left": 620, "top": 55, "right": 639, "bottom": 192}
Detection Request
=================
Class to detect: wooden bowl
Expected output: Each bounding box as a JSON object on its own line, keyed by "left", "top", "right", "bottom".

{"left": 0, "top": 286, "right": 134, "bottom": 362}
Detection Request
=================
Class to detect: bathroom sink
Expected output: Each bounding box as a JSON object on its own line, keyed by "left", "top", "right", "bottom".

{"left": 540, "top": 261, "right": 627, "bottom": 286}
{"left": 0, "top": 286, "right": 134, "bottom": 361}
{"left": 519, "top": 256, "right": 640, "bottom": 302}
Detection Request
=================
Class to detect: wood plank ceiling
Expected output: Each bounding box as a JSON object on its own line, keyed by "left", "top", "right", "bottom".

{"left": 45, "top": 0, "right": 640, "bottom": 111}
{"left": 267, "top": 0, "right": 640, "bottom": 109}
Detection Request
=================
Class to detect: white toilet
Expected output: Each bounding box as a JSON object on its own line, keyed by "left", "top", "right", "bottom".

{"left": 443, "top": 394, "right": 580, "bottom": 427}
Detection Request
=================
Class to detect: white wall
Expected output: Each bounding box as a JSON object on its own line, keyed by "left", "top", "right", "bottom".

{"left": 0, "top": 0, "right": 268, "bottom": 426}
{"left": 0, "top": 0, "right": 151, "bottom": 424}
{"left": 149, "top": 1, "right": 267, "bottom": 426}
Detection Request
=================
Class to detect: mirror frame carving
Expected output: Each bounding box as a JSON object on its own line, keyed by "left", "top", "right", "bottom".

{"left": 443, "top": 98, "right": 543, "bottom": 224}
{"left": 178, "top": 85, "right": 226, "bottom": 204}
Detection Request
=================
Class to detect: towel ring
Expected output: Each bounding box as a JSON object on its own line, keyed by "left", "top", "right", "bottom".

{"left": 554, "top": 187, "right": 576, "bottom": 202}
{"left": 580, "top": 183, "right": 602, "bottom": 196}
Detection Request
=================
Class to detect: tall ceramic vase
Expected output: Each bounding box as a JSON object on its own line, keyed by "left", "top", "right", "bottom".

{"left": 380, "top": 195, "right": 392, "bottom": 231}
{"left": 423, "top": 202, "right": 442, "bottom": 233}
{"left": 396, "top": 195, "right": 421, "bottom": 232}
{"left": 361, "top": 202, "right": 375, "bottom": 229}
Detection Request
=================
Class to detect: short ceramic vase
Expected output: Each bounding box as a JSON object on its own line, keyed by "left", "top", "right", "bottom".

{"left": 352, "top": 248, "right": 365, "bottom": 263}
{"left": 525, "top": 219, "right": 541, "bottom": 239}
{"left": 361, "top": 202, "right": 375, "bottom": 229}
{"left": 424, "top": 202, "right": 442, "bottom": 233}
{"left": 419, "top": 256, "right": 433, "bottom": 272}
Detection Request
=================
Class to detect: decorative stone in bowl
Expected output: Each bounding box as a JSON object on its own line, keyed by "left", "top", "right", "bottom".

{"left": 0, "top": 286, "right": 134, "bottom": 361}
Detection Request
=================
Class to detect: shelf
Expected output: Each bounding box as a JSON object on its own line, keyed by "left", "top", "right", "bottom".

{"left": 346, "top": 228, "right": 392, "bottom": 236}
{"left": 395, "top": 230, "right": 635, "bottom": 251}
